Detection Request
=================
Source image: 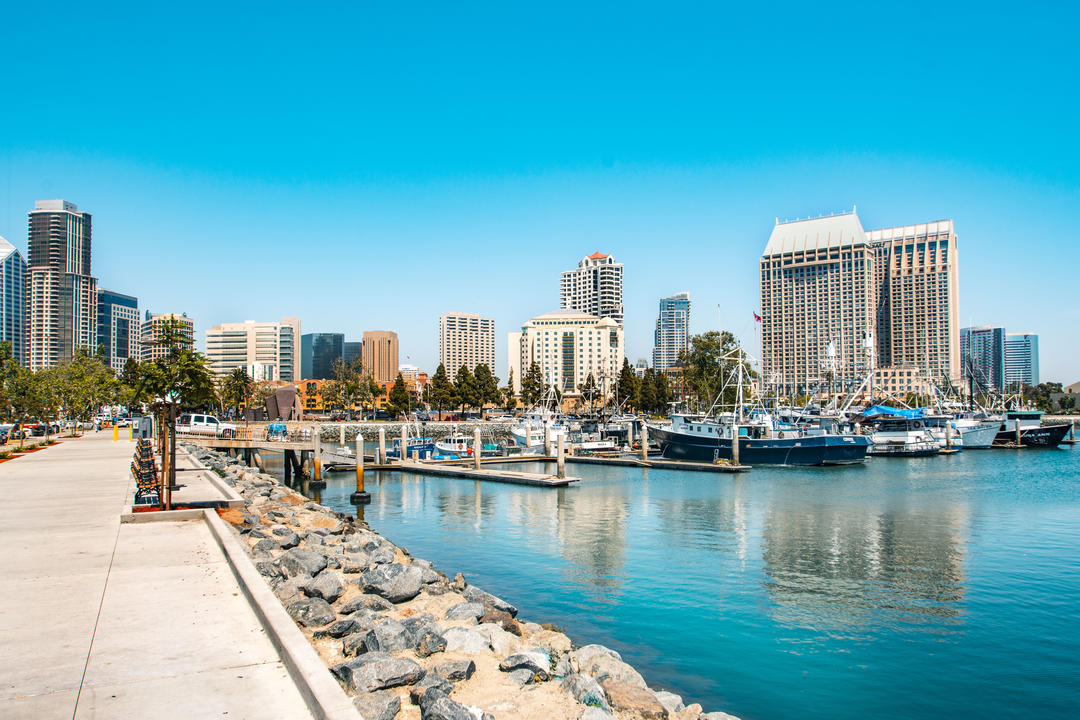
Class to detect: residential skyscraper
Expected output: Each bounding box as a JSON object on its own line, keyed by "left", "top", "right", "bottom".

{"left": 362, "top": 330, "right": 399, "bottom": 383}
{"left": 439, "top": 312, "right": 495, "bottom": 381}
{"left": 1005, "top": 332, "right": 1039, "bottom": 388}
{"left": 0, "top": 236, "right": 27, "bottom": 366}
{"left": 960, "top": 326, "right": 1006, "bottom": 391}
{"left": 139, "top": 311, "right": 195, "bottom": 362}
{"left": 205, "top": 317, "right": 300, "bottom": 380}
{"left": 652, "top": 292, "right": 690, "bottom": 372}
{"left": 301, "top": 332, "right": 344, "bottom": 380}
{"left": 26, "top": 200, "right": 99, "bottom": 370}
{"left": 759, "top": 209, "right": 959, "bottom": 397}
{"left": 560, "top": 252, "right": 624, "bottom": 325}
{"left": 508, "top": 310, "right": 623, "bottom": 397}
{"left": 97, "top": 289, "right": 139, "bottom": 373}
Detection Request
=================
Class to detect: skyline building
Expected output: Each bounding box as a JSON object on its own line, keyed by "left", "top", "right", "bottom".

{"left": 559, "top": 252, "right": 624, "bottom": 325}
{"left": 205, "top": 317, "right": 300, "bottom": 380}
{"left": 362, "top": 330, "right": 399, "bottom": 384}
{"left": 26, "top": 200, "right": 99, "bottom": 370}
{"left": 1005, "top": 332, "right": 1039, "bottom": 387}
{"left": 508, "top": 310, "right": 624, "bottom": 398}
{"left": 652, "top": 292, "right": 690, "bottom": 372}
{"left": 97, "top": 289, "right": 139, "bottom": 373}
{"left": 960, "top": 325, "right": 1006, "bottom": 391}
{"left": 0, "top": 236, "right": 27, "bottom": 365}
{"left": 759, "top": 209, "right": 959, "bottom": 397}
{"left": 343, "top": 341, "right": 362, "bottom": 367}
{"left": 139, "top": 311, "right": 195, "bottom": 362}
{"left": 300, "top": 332, "right": 344, "bottom": 380}
{"left": 439, "top": 312, "right": 495, "bottom": 381}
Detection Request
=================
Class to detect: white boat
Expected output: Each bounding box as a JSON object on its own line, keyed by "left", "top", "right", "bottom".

{"left": 320, "top": 445, "right": 357, "bottom": 468}
{"left": 510, "top": 386, "right": 569, "bottom": 451}
{"left": 862, "top": 416, "right": 940, "bottom": 457}
{"left": 435, "top": 433, "right": 476, "bottom": 455}
{"left": 952, "top": 413, "right": 1001, "bottom": 449}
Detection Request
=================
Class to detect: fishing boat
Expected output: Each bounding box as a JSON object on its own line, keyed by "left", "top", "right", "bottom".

{"left": 435, "top": 432, "right": 477, "bottom": 455}
{"left": 993, "top": 409, "right": 1071, "bottom": 447}
{"left": 952, "top": 412, "right": 1001, "bottom": 449}
{"left": 510, "top": 386, "right": 569, "bottom": 452}
{"left": 320, "top": 444, "right": 358, "bottom": 468}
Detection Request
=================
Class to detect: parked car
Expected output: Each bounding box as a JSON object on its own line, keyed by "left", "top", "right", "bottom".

{"left": 175, "top": 413, "right": 238, "bottom": 438}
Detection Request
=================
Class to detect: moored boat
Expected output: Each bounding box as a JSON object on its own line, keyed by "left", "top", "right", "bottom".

{"left": 993, "top": 410, "right": 1071, "bottom": 447}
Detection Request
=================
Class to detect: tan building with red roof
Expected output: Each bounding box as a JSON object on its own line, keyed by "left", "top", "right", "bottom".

{"left": 559, "top": 252, "right": 624, "bottom": 325}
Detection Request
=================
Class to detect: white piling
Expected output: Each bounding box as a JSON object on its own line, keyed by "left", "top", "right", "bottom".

{"left": 378, "top": 427, "right": 386, "bottom": 465}
{"left": 640, "top": 423, "right": 649, "bottom": 461}
{"left": 473, "top": 427, "right": 482, "bottom": 470}
{"left": 557, "top": 433, "right": 566, "bottom": 478}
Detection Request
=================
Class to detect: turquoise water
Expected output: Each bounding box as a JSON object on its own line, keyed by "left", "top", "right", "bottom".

{"left": 309, "top": 447, "right": 1080, "bottom": 720}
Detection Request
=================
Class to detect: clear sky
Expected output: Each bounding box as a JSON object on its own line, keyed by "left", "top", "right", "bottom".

{"left": 2, "top": 1, "right": 1077, "bottom": 382}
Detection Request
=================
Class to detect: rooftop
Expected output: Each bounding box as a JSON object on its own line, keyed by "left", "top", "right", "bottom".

{"left": 763, "top": 209, "right": 867, "bottom": 256}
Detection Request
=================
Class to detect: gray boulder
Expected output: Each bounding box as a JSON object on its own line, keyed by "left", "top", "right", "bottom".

{"left": 270, "top": 525, "right": 300, "bottom": 549}
{"left": 253, "top": 537, "right": 278, "bottom": 553}
{"left": 463, "top": 585, "right": 517, "bottom": 617}
{"left": 279, "top": 547, "right": 329, "bottom": 579}
{"left": 353, "top": 690, "right": 401, "bottom": 720}
{"left": 571, "top": 644, "right": 646, "bottom": 688}
{"left": 342, "top": 632, "right": 368, "bottom": 657}
{"left": 332, "top": 652, "right": 426, "bottom": 693}
{"left": 301, "top": 570, "right": 345, "bottom": 603}
{"left": 599, "top": 679, "right": 668, "bottom": 720}
{"left": 417, "top": 689, "right": 472, "bottom": 720}
{"left": 562, "top": 673, "right": 610, "bottom": 712}
{"left": 433, "top": 659, "right": 476, "bottom": 682}
{"left": 362, "top": 619, "right": 412, "bottom": 653}
{"left": 499, "top": 652, "right": 549, "bottom": 680}
{"left": 341, "top": 593, "right": 394, "bottom": 613}
{"left": 256, "top": 559, "right": 285, "bottom": 581}
{"left": 442, "top": 627, "right": 492, "bottom": 655}
{"left": 507, "top": 668, "right": 536, "bottom": 686}
{"left": 409, "top": 674, "right": 455, "bottom": 705}
{"left": 314, "top": 617, "right": 362, "bottom": 639}
{"left": 655, "top": 691, "right": 684, "bottom": 713}
{"left": 286, "top": 598, "right": 336, "bottom": 627}
{"left": 362, "top": 564, "right": 424, "bottom": 603}
{"left": 444, "top": 602, "right": 485, "bottom": 622}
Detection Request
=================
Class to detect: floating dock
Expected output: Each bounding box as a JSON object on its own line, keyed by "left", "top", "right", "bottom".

{"left": 564, "top": 455, "right": 750, "bottom": 473}
{"left": 392, "top": 461, "right": 578, "bottom": 487}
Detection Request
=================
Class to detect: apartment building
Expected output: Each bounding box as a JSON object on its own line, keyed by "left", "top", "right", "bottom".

{"left": 439, "top": 312, "right": 495, "bottom": 381}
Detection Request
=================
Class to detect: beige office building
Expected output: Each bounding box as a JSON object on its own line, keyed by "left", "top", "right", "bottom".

{"left": 560, "top": 252, "right": 624, "bottom": 325}
{"left": 508, "top": 310, "right": 623, "bottom": 398}
{"left": 362, "top": 330, "right": 399, "bottom": 384}
{"left": 759, "top": 209, "right": 958, "bottom": 397}
{"left": 439, "top": 312, "right": 495, "bottom": 381}
{"left": 205, "top": 317, "right": 300, "bottom": 381}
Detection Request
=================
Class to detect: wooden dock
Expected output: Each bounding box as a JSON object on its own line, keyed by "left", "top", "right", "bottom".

{"left": 563, "top": 455, "right": 750, "bottom": 473}
{"left": 393, "top": 461, "right": 577, "bottom": 487}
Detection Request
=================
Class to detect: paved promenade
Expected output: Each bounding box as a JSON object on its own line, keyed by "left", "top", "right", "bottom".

{"left": 0, "top": 432, "right": 314, "bottom": 719}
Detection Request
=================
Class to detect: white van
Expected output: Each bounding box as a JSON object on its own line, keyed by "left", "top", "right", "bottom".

{"left": 175, "top": 414, "right": 238, "bottom": 438}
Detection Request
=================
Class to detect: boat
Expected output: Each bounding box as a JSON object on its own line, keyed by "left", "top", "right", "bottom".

{"left": 952, "top": 412, "right": 1001, "bottom": 449}
{"left": 859, "top": 407, "right": 940, "bottom": 457}
{"left": 320, "top": 444, "right": 358, "bottom": 468}
{"left": 435, "top": 432, "right": 477, "bottom": 455}
{"left": 650, "top": 412, "right": 870, "bottom": 466}
{"left": 510, "top": 386, "right": 570, "bottom": 452}
{"left": 993, "top": 409, "right": 1071, "bottom": 447}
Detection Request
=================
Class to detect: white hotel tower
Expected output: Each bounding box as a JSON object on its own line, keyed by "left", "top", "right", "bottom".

{"left": 559, "top": 252, "right": 624, "bottom": 325}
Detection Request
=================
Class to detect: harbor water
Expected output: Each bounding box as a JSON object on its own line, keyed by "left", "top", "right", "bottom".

{"left": 283, "top": 446, "right": 1079, "bottom": 720}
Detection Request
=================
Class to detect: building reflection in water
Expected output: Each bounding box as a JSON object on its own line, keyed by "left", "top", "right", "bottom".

{"left": 760, "top": 499, "right": 970, "bottom": 632}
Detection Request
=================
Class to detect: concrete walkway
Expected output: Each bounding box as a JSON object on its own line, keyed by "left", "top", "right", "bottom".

{"left": 0, "top": 432, "right": 314, "bottom": 719}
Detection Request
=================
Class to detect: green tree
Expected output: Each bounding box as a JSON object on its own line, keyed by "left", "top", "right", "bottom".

{"left": 473, "top": 364, "right": 501, "bottom": 418}
{"left": 0, "top": 341, "right": 20, "bottom": 421}
{"left": 501, "top": 368, "right": 517, "bottom": 414}
{"left": 652, "top": 369, "right": 672, "bottom": 415}
{"left": 454, "top": 365, "right": 479, "bottom": 415}
{"left": 221, "top": 366, "right": 255, "bottom": 419}
{"left": 635, "top": 369, "right": 657, "bottom": 414}
{"left": 520, "top": 362, "right": 544, "bottom": 407}
{"left": 428, "top": 364, "right": 455, "bottom": 419}
{"left": 677, "top": 331, "right": 757, "bottom": 411}
{"left": 617, "top": 358, "right": 639, "bottom": 410}
{"left": 387, "top": 373, "right": 410, "bottom": 418}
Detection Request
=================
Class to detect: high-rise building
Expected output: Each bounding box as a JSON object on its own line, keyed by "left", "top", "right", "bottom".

{"left": 300, "top": 332, "right": 344, "bottom": 380}
{"left": 960, "top": 326, "right": 1006, "bottom": 391}
{"left": 652, "top": 292, "right": 690, "bottom": 372}
{"left": 97, "top": 289, "right": 139, "bottom": 373}
{"left": 26, "top": 200, "right": 99, "bottom": 370}
{"left": 560, "top": 252, "right": 624, "bottom": 325}
{"left": 139, "top": 311, "right": 195, "bottom": 362}
{"left": 439, "top": 312, "right": 495, "bottom": 381}
{"left": 205, "top": 318, "right": 300, "bottom": 380}
{"left": 1005, "top": 332, "right": 1039, "bottom": 388}
{"left": 0, "top": 236, "right": 27, "bottom": 366}
{"left": 362, "top": 330, "right": 398, "bottom": 384}
{"left": 759, "top": 209, "right": 959, "bottom": 397}
{"left": 343, "top": 341, "right": 362, "bottom": 367}
{"left": 508, "top": 310, "right": 624, "bottom": 397}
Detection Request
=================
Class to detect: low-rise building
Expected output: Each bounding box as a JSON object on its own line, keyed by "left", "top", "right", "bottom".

{"left": 205, "top": 317, "right": 300, "bottom": 381}
{"left": 508, "top": 310, "right": 624, "bottom": 398}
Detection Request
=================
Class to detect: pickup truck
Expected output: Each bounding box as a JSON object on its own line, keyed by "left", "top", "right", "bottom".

{"left": 175, "top": 413, "right": 238, "bottom": 438}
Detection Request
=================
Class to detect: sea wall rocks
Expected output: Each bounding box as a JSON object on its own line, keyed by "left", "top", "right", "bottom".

{"left": 187, "top": 442, "right": 739, "bottom": 720}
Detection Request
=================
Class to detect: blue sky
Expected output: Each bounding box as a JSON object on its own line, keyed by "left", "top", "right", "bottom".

{"left": 2, "top": 1, "right": 1077, "bottom": 381}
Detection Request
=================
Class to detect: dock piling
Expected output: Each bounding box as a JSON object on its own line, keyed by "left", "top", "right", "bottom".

{"left": 544, "top": 426, "right": 552, "bottom": 456}
{"left": 640, "top": 424, "right": 649, "bottom": 462}
{"left": 400, "top": 425, "right": 408, "bottom": 463}
{"left": 473, "top": 428, "right": 482, "bottom": 470}
{"left": 378, "top": 428, "right": 386, "bottom": 466}
{"left": 351, "top": 435, "right": 370, "bottom": 504}
{"left": 339, "top": 425, "right": 345, "bottom": 446}
{"left": 1015, "top": 418, "right": 1022, "bottom": 446}
{"left": 557, "top": 434, "right": 566, "bottom": 479}
{"left": 312, "top": 432, "right": 323, "bottom": 486}
{"left": 731, "top": 422, "right": 741, "bottom": 466}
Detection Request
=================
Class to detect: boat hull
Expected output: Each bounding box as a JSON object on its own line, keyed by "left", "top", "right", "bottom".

{"left": 651, "top": 426, "right": 869, "bottom": 466}
{"left": 957, "top": 422, "right": 999, "bottom": 449}
{"left": 993, "top": 423, "right": 1070, "bottom": 447}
